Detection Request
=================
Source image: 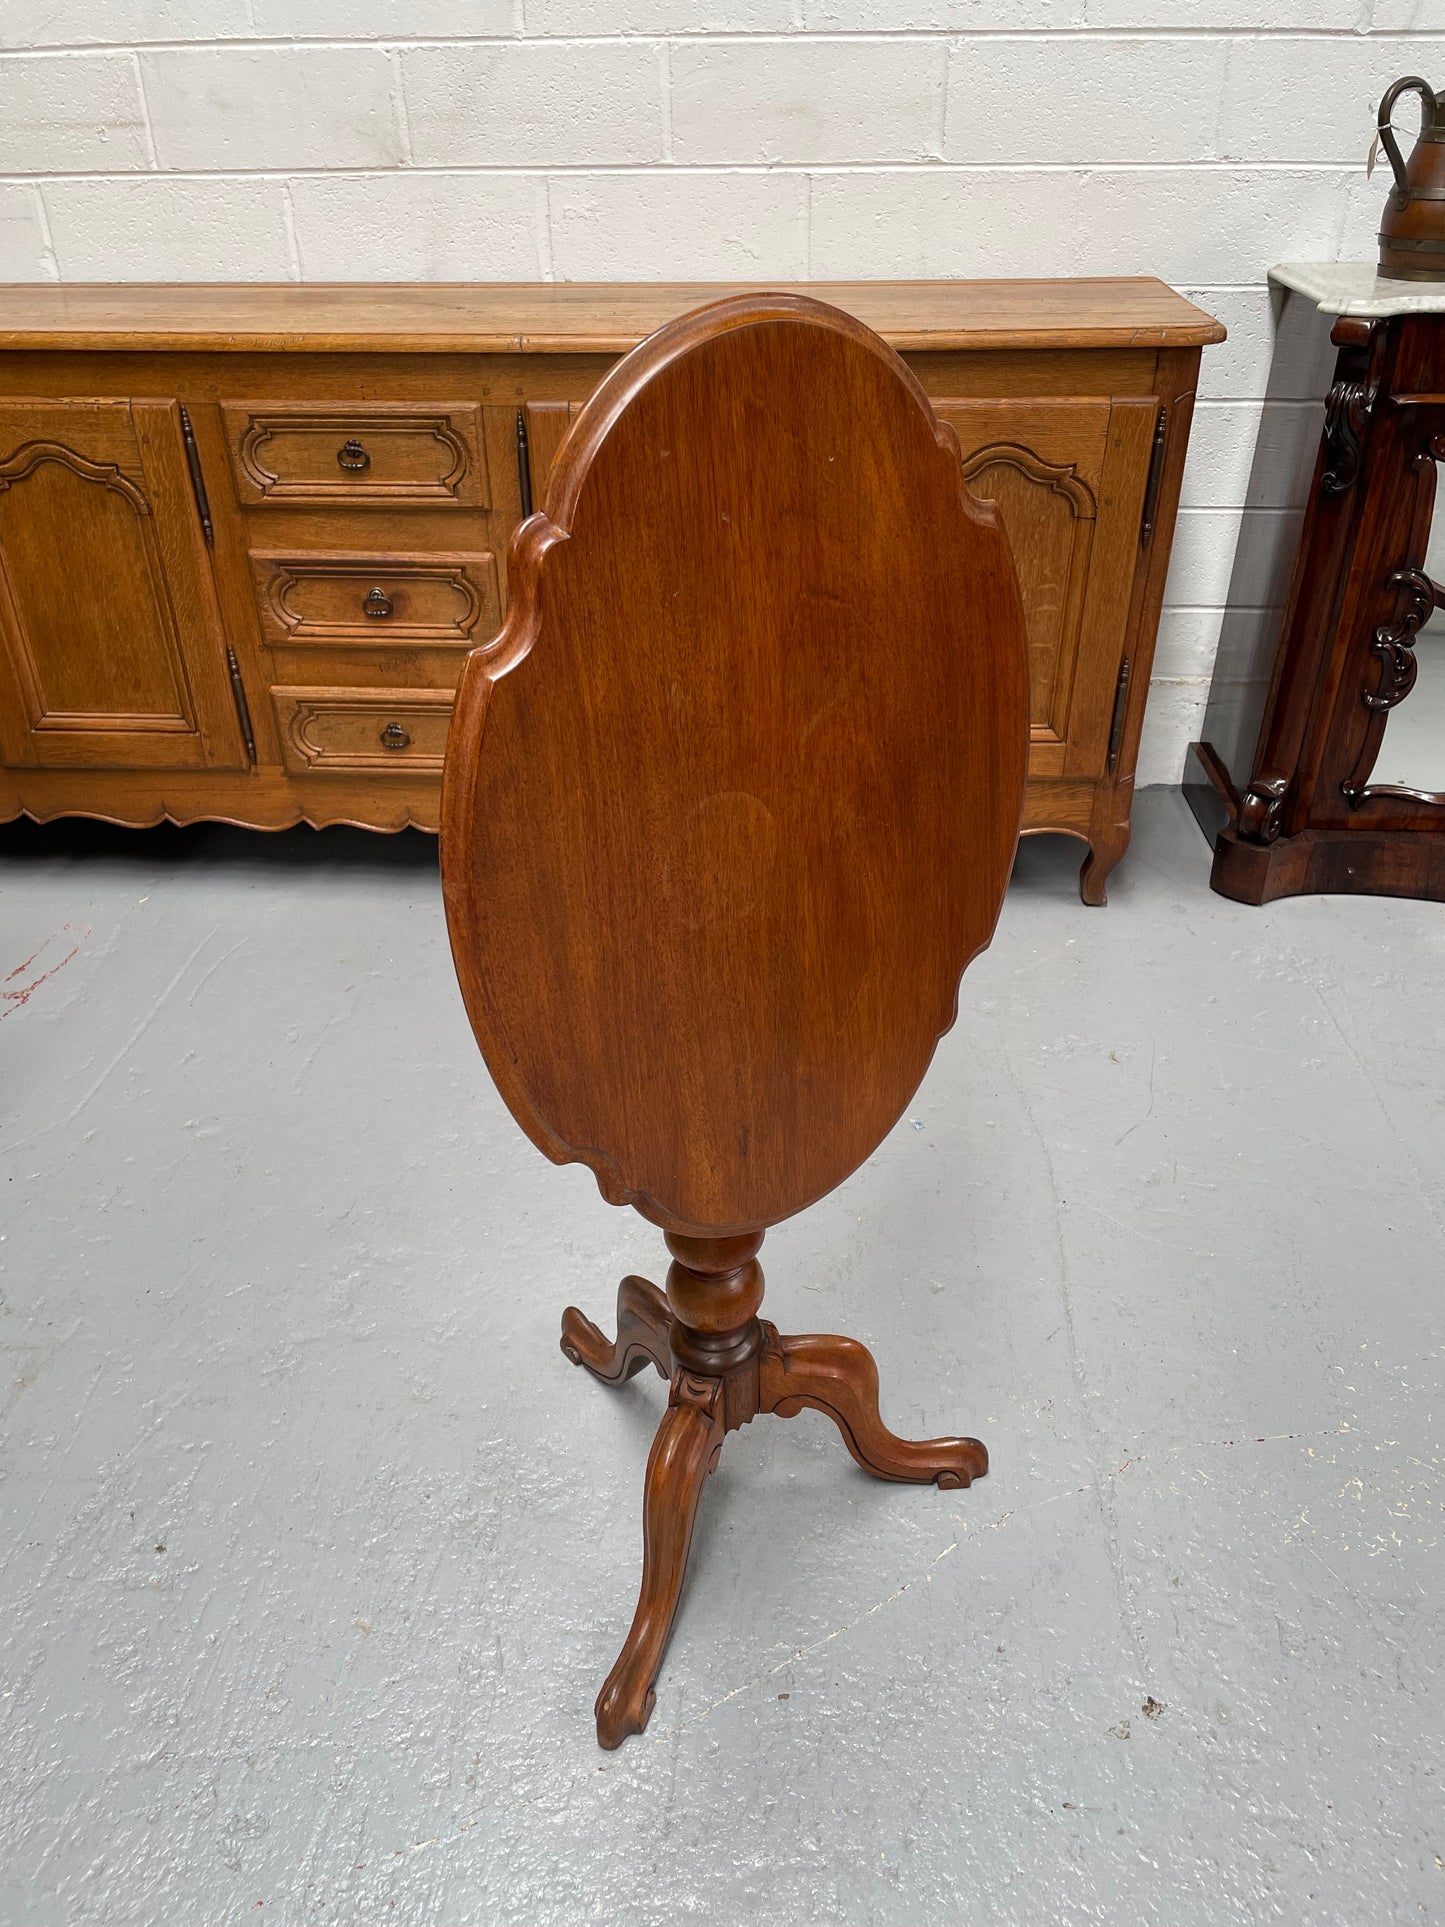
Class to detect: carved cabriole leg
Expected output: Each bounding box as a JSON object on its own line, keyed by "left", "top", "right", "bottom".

{"left": 760, "top": 1332, "right": 988, "bottom": 1488}
{"left": 561, "top": 1274, "right": 672, "bottom": 1383}
{"left": 594, "top": 1377, "right": 722, "bottom": 1749}
{"left": 592, "top": 1232, "right": 766, "bottom": 1748}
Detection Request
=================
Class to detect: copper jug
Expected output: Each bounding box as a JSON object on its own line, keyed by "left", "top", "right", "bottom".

{"left": 1378, "top": 76, "right": 1445, "bottom": 281}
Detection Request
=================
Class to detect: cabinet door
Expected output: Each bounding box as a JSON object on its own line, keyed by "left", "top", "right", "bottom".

{"left": 935, "top": 398, "right": 1157, "bottom": 777}
{"left": 0, "top": 401, "right": 244, "bottom": 770}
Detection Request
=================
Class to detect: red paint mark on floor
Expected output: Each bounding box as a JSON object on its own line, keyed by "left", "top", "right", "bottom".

{"left": 1, "top": 923, "right": 89, "bottom": 1019}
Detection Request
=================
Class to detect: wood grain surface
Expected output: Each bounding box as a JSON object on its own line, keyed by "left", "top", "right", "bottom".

{"left": 0, "top": 279, "right": 1226, "bottom": 355}
{"left": 441, "top": 291, "right": 1029, "bottom": 1236}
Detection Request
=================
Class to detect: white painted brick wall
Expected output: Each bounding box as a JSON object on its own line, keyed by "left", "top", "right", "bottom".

{"left": 0, "top": 54, "right": 151, "bottom": 172}
{"left": 946, "top": 37, "right": 1232, "bottom": 166}
{"left": 141, "top": 47, "right": 404, "bottom": 170}
{"left": 549, "top": 169, "right": 807, "bottom": 277}
{"left": 400, "top": 42, "right": 665, "bottom": 167}
{"left": 290, "top": 172, "right": 549, "bottom": 279}
{"left": 670, "top": 41, "right": 948, "bottom": 164}
{"left": 0, "top": 6, "right": 1431, "bottom": 784}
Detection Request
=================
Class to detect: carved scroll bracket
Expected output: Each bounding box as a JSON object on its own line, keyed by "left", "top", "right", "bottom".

{"left": 1321, "top": 324, "right": 1386, "bottom": 495}
{"left": 1362, "top": 566, "right": 1434, "bottom": 714}
{"left": 1340, "top": 437, "right": 1445, "bottom": 807}
{"left": 1321, "top": 378, "right": 1376, "bottom": 494}
{"left": 1340, "top": 566, "right": 1438, "bottom": 804}
{"left": 1237, "top": 772, "right": 1290, "bottom": 844}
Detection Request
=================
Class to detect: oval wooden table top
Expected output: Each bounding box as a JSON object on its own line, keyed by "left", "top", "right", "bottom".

{"left": 441, "top": 292, "right": 1029, "bottom": 1238}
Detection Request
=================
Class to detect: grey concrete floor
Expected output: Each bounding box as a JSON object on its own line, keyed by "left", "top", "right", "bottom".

{"left": 0, "top": 789, "right": 1441, "bottom": 1927}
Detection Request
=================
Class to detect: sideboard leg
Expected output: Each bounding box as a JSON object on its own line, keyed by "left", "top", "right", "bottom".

{"left": 1079, "top": 818, "right": 1131, "bottom": 906}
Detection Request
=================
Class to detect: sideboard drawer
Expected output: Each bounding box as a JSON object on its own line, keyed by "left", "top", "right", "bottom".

{"left": 251, "top": 550, "right": 501, "bottom": 650}
{"left": 270, "top": 685, "right": 453, "bottom": 774}
{"left": 222, "top": 402, "right": 488, "bottom": 507}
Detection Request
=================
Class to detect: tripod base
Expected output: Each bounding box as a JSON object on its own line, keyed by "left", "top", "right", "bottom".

{"left": 561, "top": 1259, "right": 987, "bottom": 1749}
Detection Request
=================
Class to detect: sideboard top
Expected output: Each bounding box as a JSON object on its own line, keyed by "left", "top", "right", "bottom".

{"left": 0, "top": 279, "right": 1225, "bottom": 354}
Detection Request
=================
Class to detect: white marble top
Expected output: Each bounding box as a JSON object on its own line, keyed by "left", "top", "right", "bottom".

{"left": 1270, "top": 262, "right": 1445, "bottom": 317}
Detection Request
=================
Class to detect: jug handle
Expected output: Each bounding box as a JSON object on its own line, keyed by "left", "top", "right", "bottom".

{"left": 1378, "top": 75, "right": 1434, "bottom": 195}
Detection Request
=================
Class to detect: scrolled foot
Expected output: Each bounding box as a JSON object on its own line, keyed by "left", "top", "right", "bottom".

{"left": 761, "top": 1331, "right": 987, "bottom": 1487}
{"left": 1079, "top": 820, "right": 1130, "bottom": 907}
{"left": 595, "top": 1388, "right": 719, "bottom": 1748}
{"left": 561, "top": 1274, "right": 672, "bottom": 1385}
{"left": 1079, "top": 847, "right": 1110, "bottom": 908}
{"left": 594, "top": 1674, "right": 656, "bottom": 1752}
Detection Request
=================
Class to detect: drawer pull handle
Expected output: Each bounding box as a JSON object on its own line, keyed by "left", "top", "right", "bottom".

{"left": 337, "top": 437, "right": 370, "bottom": 471}
{"left": 379, "top": 721, "right": 411, "bottom": 751}
{"left": 363, "top": 587, "right": 393, "bottom": 619}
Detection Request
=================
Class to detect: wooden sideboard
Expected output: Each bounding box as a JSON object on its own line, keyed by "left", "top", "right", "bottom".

{"left": 0, "top": 280, "right": 1222, "bottom": 902}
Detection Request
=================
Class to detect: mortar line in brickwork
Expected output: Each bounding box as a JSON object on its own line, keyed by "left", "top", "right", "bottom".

{"left": 0, "top": 28, "right": 1437, "bottom": 53}
{"left": 0, "top": 161, "right": 1369, "bottom": 182}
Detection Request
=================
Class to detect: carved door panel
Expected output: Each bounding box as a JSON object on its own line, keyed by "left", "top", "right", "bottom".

{"left": 0, "top": 401, "right": 244, "bottom": 770}
{"left": 934, "top": 398, "right": 1158, "bottom": 777}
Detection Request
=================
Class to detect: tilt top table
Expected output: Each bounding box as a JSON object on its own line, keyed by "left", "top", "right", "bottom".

{"left": 440, "top": 292, "right": 1030, "bottom": 1746}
